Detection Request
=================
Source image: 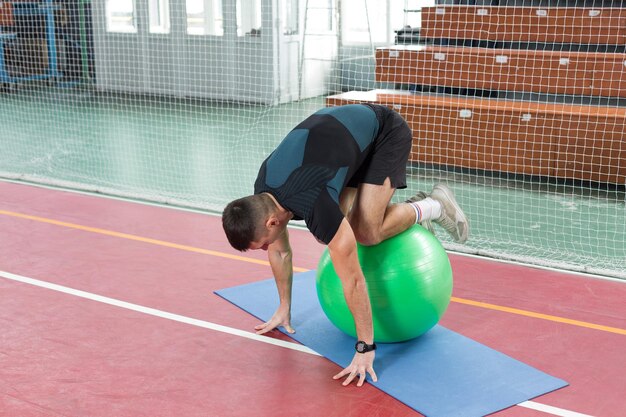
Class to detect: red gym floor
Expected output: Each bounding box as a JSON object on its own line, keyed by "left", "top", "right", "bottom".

{"left": 0, "top": 180, "right": 624, "bottom": 417}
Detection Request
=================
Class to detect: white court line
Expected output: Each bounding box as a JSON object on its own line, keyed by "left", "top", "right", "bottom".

{"left": 0, "top": 269, "right": 590, "bottom": 417}
{"left": 519, "top": 401, "right": 594, "bottom": 417}
{"left": 0, "top": 269, "right": 320, "bottom": 356}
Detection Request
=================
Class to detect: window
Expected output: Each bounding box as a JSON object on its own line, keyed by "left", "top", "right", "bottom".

{"left": 281, "top": 0, "right": 298, "bottom": 35}
{"left": 306, "top": 0, "right": 333, "bottom": 34}
{"left": 236, "top": 0, "right": 262, "bottom": 37}
{"left": 391, "top": 0, "right": 435, "bottom": 31}
{"left": 106, "top": 0, "right": 136, "bottom": 33}
{"left": 186, "top": 0, "right": 224, "bottom": 36}
{"left": 149, "top": 0, "right": 170, "bottom": 33}
{"left": 342, "top": 0, "right": 435, "bottom": 45}
{"left": 342, "top": 0, "right": 384, "bottom": 44}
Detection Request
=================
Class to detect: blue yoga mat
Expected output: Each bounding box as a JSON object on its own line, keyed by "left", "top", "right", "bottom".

{"left": 216, "top": 271, "right": 567, "bottom": 417}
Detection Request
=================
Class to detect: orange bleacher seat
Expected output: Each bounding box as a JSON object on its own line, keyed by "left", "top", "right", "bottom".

{"left": 376, "top": 45, "right": 626, "bottom": 98}
{"left": 327, "top": 90, "right": 626, "bottom": 184}
{"left": 0, "top": 2, "right": 14, "bottom": 27}
{"left": 420, "top": 6, "right": 626, "bottom": 45}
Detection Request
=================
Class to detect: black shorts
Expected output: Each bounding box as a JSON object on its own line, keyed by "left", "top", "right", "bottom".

{"left": 346, "top": 104, "right": 413, "bottom": 190}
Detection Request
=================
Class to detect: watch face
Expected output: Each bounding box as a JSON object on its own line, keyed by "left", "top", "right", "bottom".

{"left": 355, "top": 341, "right": 376, "bottom": 353}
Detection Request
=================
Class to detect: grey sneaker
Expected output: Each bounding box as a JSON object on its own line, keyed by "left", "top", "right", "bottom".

{"left": 430, "top": 184, "right": 469, "bottom": 243}
{"left": 405, "top": 191, "right": 435, "bottom": 235}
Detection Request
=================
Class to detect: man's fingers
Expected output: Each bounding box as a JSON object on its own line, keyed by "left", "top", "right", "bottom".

{"left": 255, "top": 321, "right": 276, "bottom": 335}
{"left": 342, "top": 372, "right": 357, "bottom": 386}
{"left": 337, "top": 368, "right": 357, "bottom": 386}
{"left": 256, "top": 320, "right": 296, "bottom": 335}
{"left": 357, "top": 372, "right": 366, "bottom": 387}
{"left": 334, "top": 369, "right": 377, "bottom": 387}
{"left": 369, "top": 367, "right": 378, "bottom": 382}
{"left": 333, "top": 368, "right": 349, "bottom": 380}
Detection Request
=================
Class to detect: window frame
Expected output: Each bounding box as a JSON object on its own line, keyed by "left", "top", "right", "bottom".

{"left": 236, "top": 0, "right": 262, "bottom": 38}
{"left": 106, "top": 0, "right": 138, "bottom": 34}
{"left": 186, "top": 0, "right": 225, "bottom": 37}
{"left": 149, "top": 0, "right": 171, "bottom": 34}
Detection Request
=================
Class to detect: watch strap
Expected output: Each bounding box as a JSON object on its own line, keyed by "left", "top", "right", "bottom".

{"left": 355, "top": 340, "right": 377, "bottom": 353}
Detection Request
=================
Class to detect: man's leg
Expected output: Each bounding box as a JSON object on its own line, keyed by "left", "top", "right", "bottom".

{"left": 339, "top": 187, "right": 358, "bottom": 217}
{"left": 348, "top": 180, "right": 470, "bottom": 245}
{"left": 405, "top": 191, "right": 435, "bottom": 234}
{"left": 347, "top": 178, "right": 416, "bottom": 246}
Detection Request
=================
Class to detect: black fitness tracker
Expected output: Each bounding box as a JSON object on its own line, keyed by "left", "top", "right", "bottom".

{"left": 355, "top": 340, "right": 377, "bottom": 353}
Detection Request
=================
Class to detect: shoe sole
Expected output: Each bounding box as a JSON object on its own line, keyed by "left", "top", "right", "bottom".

{"left": 432, "top": 184, "right": 469, "bottom": 243}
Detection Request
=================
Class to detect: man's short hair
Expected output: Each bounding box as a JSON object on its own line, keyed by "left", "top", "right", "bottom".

{"left": 222, "top": 194, "right": 272, "bottom": 251}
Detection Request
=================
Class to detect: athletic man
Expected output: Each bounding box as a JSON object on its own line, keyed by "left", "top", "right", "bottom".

{"left": 222, "top": 104, "right": 468, "bottom": 387}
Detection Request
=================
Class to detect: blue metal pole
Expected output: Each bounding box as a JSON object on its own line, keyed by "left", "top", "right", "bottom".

{"left": 44, "top": 0, "right": 59, "bottom": 78}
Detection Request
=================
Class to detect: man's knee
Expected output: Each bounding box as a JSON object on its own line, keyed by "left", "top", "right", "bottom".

{"left": 348, "top": 211, "right": 383, "bottom": 246}
{"left": 352, "top": 226, "right": 383, "bottom": 246}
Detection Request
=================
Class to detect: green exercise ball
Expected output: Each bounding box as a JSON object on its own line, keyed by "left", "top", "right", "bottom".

{"left": 315, "top": 225, "right": 453, "bottom": 343}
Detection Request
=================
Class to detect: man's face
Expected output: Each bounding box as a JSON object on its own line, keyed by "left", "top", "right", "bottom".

{"left": 248, "top": 222, "right": 282, "bottom": 251}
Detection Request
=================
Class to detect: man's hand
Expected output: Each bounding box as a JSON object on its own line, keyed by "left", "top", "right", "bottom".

{"left": 255, "top": 304, "right": 295, "bottom": 335}
{"left": 333, "top": 351, "right": 377, "bottom": 387}
{"left": 328, "top": 220, "right": 377, "bottom": 387}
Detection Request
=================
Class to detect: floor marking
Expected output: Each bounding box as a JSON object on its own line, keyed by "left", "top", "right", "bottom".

{"left": 3, "top": 178, "right": 624, "bottom": 283}
{"left": 0, "top": 182, "right": 611, "bottom": 417}
{"left": 0, "top": 209, "right": 308, "bottom": 273}
{"left": 2, "top": 209, "right": 625, "bottom": 336}
{"left": 0, "top": 269, "right": 320, "bottom": 356}
{"left": 0, "top": 269, "right": 586, "bottom": 417}
{"left": 519, "top": 401, "right": 594, "bottom": 417}
{"left": 451, "top": 297, "right": 626, "bottom": 336}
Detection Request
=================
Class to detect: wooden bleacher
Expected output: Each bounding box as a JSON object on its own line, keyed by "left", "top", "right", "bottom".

{"left": 420, "top": 6, "right": 626, "bottom": 45}
{"left": 327, "top": 6, "right": 626, "bottom": 185}
{"left": 376, "top": 45, "right": 626, "bottom": 98}
{"left": 0, "top": 2, "right": 13, "bottom": 27}
{"left": 326, "top": 90, "right": 626, "bottom": 184}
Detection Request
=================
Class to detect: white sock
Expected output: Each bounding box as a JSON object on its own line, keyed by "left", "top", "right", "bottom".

{"left": 410, "top": 198, "right": 442, "bottom": 224}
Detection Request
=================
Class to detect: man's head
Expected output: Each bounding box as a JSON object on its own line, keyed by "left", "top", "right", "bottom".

{"left": 222, "top": 194, "right": 282, "bottom": 251}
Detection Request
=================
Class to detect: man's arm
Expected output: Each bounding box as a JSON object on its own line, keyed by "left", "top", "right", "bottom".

{"left": 255, "top": 228, "right": 295, "bottom": 334}
{"left": 327, "top": 218, "right": 377, "bottom": 387}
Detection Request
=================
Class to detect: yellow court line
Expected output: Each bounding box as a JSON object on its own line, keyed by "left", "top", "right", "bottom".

{"left": 2, "top": 209, "right": 624, "bottom": 335}
{"left": 0, "top": 209, "right": 308, "bottom": 273}
{"left": 451, "top": 297, "right": 626, "bottom": 336}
